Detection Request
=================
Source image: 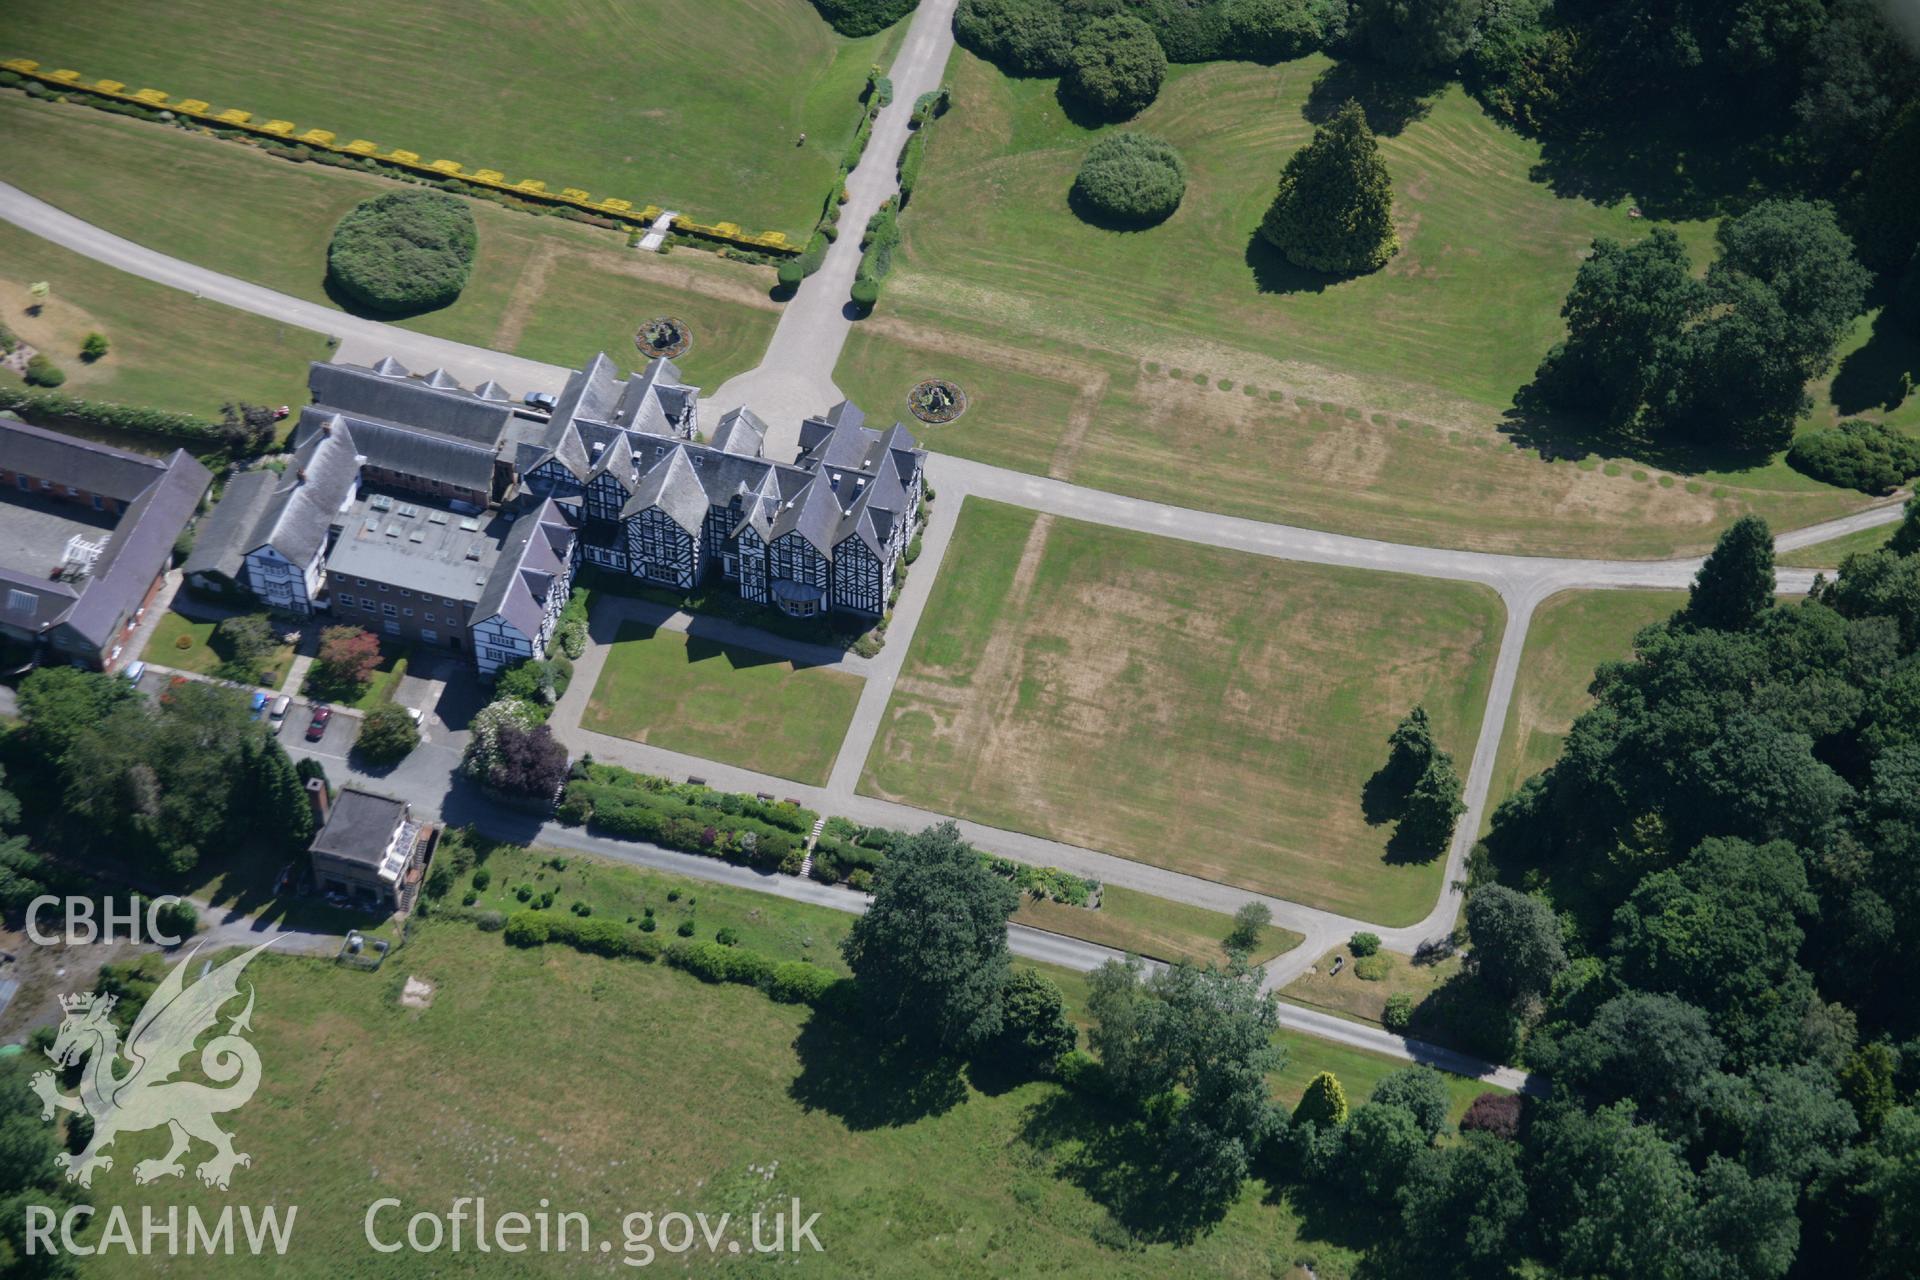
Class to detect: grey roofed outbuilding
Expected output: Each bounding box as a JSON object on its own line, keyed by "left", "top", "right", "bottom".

{"left": 0, "top": 418, "right": 211, "bottom": 652}
{"left": 309, "top": 788, "right": 409, "bottom": 868}
{"left": 1, "top": 415, "right": 184, "bottom": 503}
{"left": 292, "top": 407, "right": 496, "bottom": 496}
{"left": 622, "top": 446, "right": 708, "bottom": 535}
{"left": 306, "top": 361, "right": 511, "bottom": 447}
{"left": 60, "top": 447, "right": 210, "bottom": 649}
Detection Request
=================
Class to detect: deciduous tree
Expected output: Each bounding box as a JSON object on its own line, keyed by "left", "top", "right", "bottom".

{"left": 842, "top": 822, "right": 1019, "bottom": 1054}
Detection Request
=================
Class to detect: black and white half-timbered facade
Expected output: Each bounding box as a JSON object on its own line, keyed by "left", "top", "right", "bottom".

{"left": 190, "top": 349, "right": 923, "bottom": 675}
{"left": 532, "top": 385, "right": 926, "bottom": 620}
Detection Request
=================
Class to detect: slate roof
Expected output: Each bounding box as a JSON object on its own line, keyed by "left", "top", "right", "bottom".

{"left": 710, "top": 407, "right": 767, "bottom": 457}
{"left": 588, "top": 430, "right": 636, "bottom": 490}
{"left": 307, "top": 361, "right": 511, "bottom": 447}
{"left": 0, "top": 419, "right": 210, "bottom": 651}
{"left": 472, "top": 498, "right": 573, "bottom": 638}
{"left": 293, "top": 407, "right": 496, "bottom": 496}
{"left": 1, "top": 415, "right": 181, "bottom": 502}
{"left": 768, "top": 475, "right": 844, "bottom": 554}
{"left": 182, "top": 470, "right": 277, "bottom": 582}
{"left": 310, "top": 788, "right": 409, "bottom": 868}
{"left": 528, "top": 422, "right": 593, "bottom": 484}
{"left": 238, "top": 421, "right": 362, "bottom": 570}
{"left": 622, "top": 447, "right": 709, "bottom": 536}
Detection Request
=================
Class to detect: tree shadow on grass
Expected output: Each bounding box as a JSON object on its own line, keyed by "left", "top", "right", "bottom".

{"left": 1018, "top": 1090, "right": 1238, "bottom": 1244}
{"left": 1830, "top": 304, "right": 1919, "bottom": 418}
{"left": 1245, "top": 232, "right": 1343, "bottom": 296}
{"left": 1496, "top": 383, "right": 1781, "bottom": 476}
{"left": 1065, "top": 182, "right": 1178, "bottom": 234}
{"left": 787, "top": 1013, "right": 968, "bottom": 1130}
{"left": 320, "top": 273, "right": 456, "bottom": 324}
{"left": 1303, "top": 61, "right": 1447, "bottom": 137}
{"left": 1526, "top": 110, "right": 1793, "bottom": 224}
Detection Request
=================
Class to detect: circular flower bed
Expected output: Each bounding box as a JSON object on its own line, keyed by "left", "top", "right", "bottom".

{"left": 635, "top": 317, "right": 693, "bottom": 360}
{"left": 908, "top": 378, "right": 966, "bottom": 425}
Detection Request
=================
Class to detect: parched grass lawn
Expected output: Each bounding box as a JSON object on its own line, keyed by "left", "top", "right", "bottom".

{"left": 0, "top": 95, "right": 783, "bottom": 385}
{"left": 3, "top": 0, "right": 904, "bottom": 236}
{"left": 72, "top": 921, "right": 1379, "bottom": 1277}
{"left": 1015, "top": 884, "right": 1304, "bottom": 968}
{"left": 834, "top": 52, "right": 1875, "bottom": 557}
{"left": 584, "top": 622, "right": 863, "bottom": 785}
{"left": 146, "top": 609, "right": 297, "bottom": 689}
{"left": 860, "top": 499, "right": 1505, "bottom": 924}
{"left": 0, "top": 218, "right": 325, "bottom": 418}
{"left": 1778, "top": 519, "right": 1901, "bottom": 569}
{"left": 1279, "top": 944, "right": 1464, "bottom": 1031}
{"left": 1484, "top": 589, "right": 1684, "bottom": 826}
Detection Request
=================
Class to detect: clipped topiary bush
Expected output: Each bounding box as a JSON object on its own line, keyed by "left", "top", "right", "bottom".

{"left": 24, "top": 353, "right": 66, "bottom": 387}
{"left": 326, "top": 189, "right": 477, "bottom": 314}
{"left": 1787, "top": 419, "right": 1920, "bottom": 494}
{"left": 810, "top": 0, "right": 916, "bottom": 35}
{"left": 1072, "top": 132, "right": 1187, "bottom": 226}
{"left": 1065, "top": 15, "right": 1168, "bottom": 120}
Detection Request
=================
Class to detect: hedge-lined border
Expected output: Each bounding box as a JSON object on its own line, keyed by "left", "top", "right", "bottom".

{"left": 1, "top": 56, "right": 803, "bottom": 257}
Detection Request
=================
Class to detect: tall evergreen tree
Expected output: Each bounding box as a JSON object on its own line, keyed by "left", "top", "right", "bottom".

{"left": 841, "top": 822, "right": 1019, "bottom": 1054}
{"left": 1383, "top": 704, "right": 1439, "bottom": 790}
{"left": 253, "top": 734, "right": 315, "bottom": 853}
{"left": 1259, "top": 100, "right": 1398, "bottom": 274}
{"left": 1688, "top": 515, "right": 1777, "bottom": 631}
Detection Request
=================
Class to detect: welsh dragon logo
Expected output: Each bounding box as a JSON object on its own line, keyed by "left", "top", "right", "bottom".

{"left": 31, "top": 939, "right": 277, "bottom": 1189}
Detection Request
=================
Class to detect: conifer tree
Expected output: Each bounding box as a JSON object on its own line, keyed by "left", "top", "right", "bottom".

{"left": 1259, "top": 100, "right": 1398, "bottom": 274}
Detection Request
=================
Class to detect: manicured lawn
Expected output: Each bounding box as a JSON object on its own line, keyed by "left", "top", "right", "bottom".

{"left": 145, "top": 609, "right": 297, "bottom": 689}
{"left": 68, "top": 921, "right": 1371, "bottom": 1277}
{"left": 3, "top": 0, "right": 904, "bottom": 236}
{"left": 1279, "top": 944, "right": 1464, "bottom": 1031}
{"left": 0, "top": 95, "right": 783, "bottom": 384}
{"left": 1015, "top": 884, "right": 1304, "bottom": 968}
{"left": 860, "top": 499, "right": 1506, "bottom": 924}
{"left": 583, "top": 622, "right": 864, "bottom": 785}
{"left": 0, "top": 218, "right": 326, "bottom": 419}
{"left": 833, "top": 52, "right": 1875, "bottom": 556}
{"left": 1484, "top": 589, "right": 1684, "bottom": 826}
{"left": 303, "top": 644, "right": 408, "bottom": 710}
{"left": 1778, "top": 520, "right": 1900, "bottom": 568}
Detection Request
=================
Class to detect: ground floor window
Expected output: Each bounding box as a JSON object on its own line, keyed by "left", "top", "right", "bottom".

{"left": 421, "top": 629, "right": 439, "bottom": 644}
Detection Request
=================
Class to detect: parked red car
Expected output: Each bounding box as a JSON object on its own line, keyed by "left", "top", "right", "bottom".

{"left": 305, "top": 706, "right": 333, "bottom": 742}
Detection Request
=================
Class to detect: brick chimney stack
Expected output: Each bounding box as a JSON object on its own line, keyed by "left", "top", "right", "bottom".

{"left": 305, "top": 776, "right": 331, "bottom": 828}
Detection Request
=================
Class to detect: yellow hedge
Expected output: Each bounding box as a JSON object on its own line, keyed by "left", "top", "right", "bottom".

{"left": 1, "top": 55, "right": 802, "bottom": 255}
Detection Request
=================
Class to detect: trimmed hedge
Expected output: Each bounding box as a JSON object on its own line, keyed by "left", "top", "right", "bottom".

{"left": 326, "top": 189, "right": 477, "bottom": 314}
{"left": 811, "top": 0, "right": 917, "bottom": 36}
{"left": 1072, "top": 132, "right": 1186, "bottom": 225}
{"left": 0, "top": 387, "right": 228, "bottom": 448}
{"left": 897, "top": 132, "right": 927, "bottom": 205}
{"left": 505, "top": 910, "right": 662, "bottom": 959}
{"left": 1786, "top": 419, "right": 1920, "bottom": 494}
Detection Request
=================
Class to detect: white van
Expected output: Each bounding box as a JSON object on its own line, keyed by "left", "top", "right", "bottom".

{"left": 268, "top": 694, "right": 293, "bottom": 731}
